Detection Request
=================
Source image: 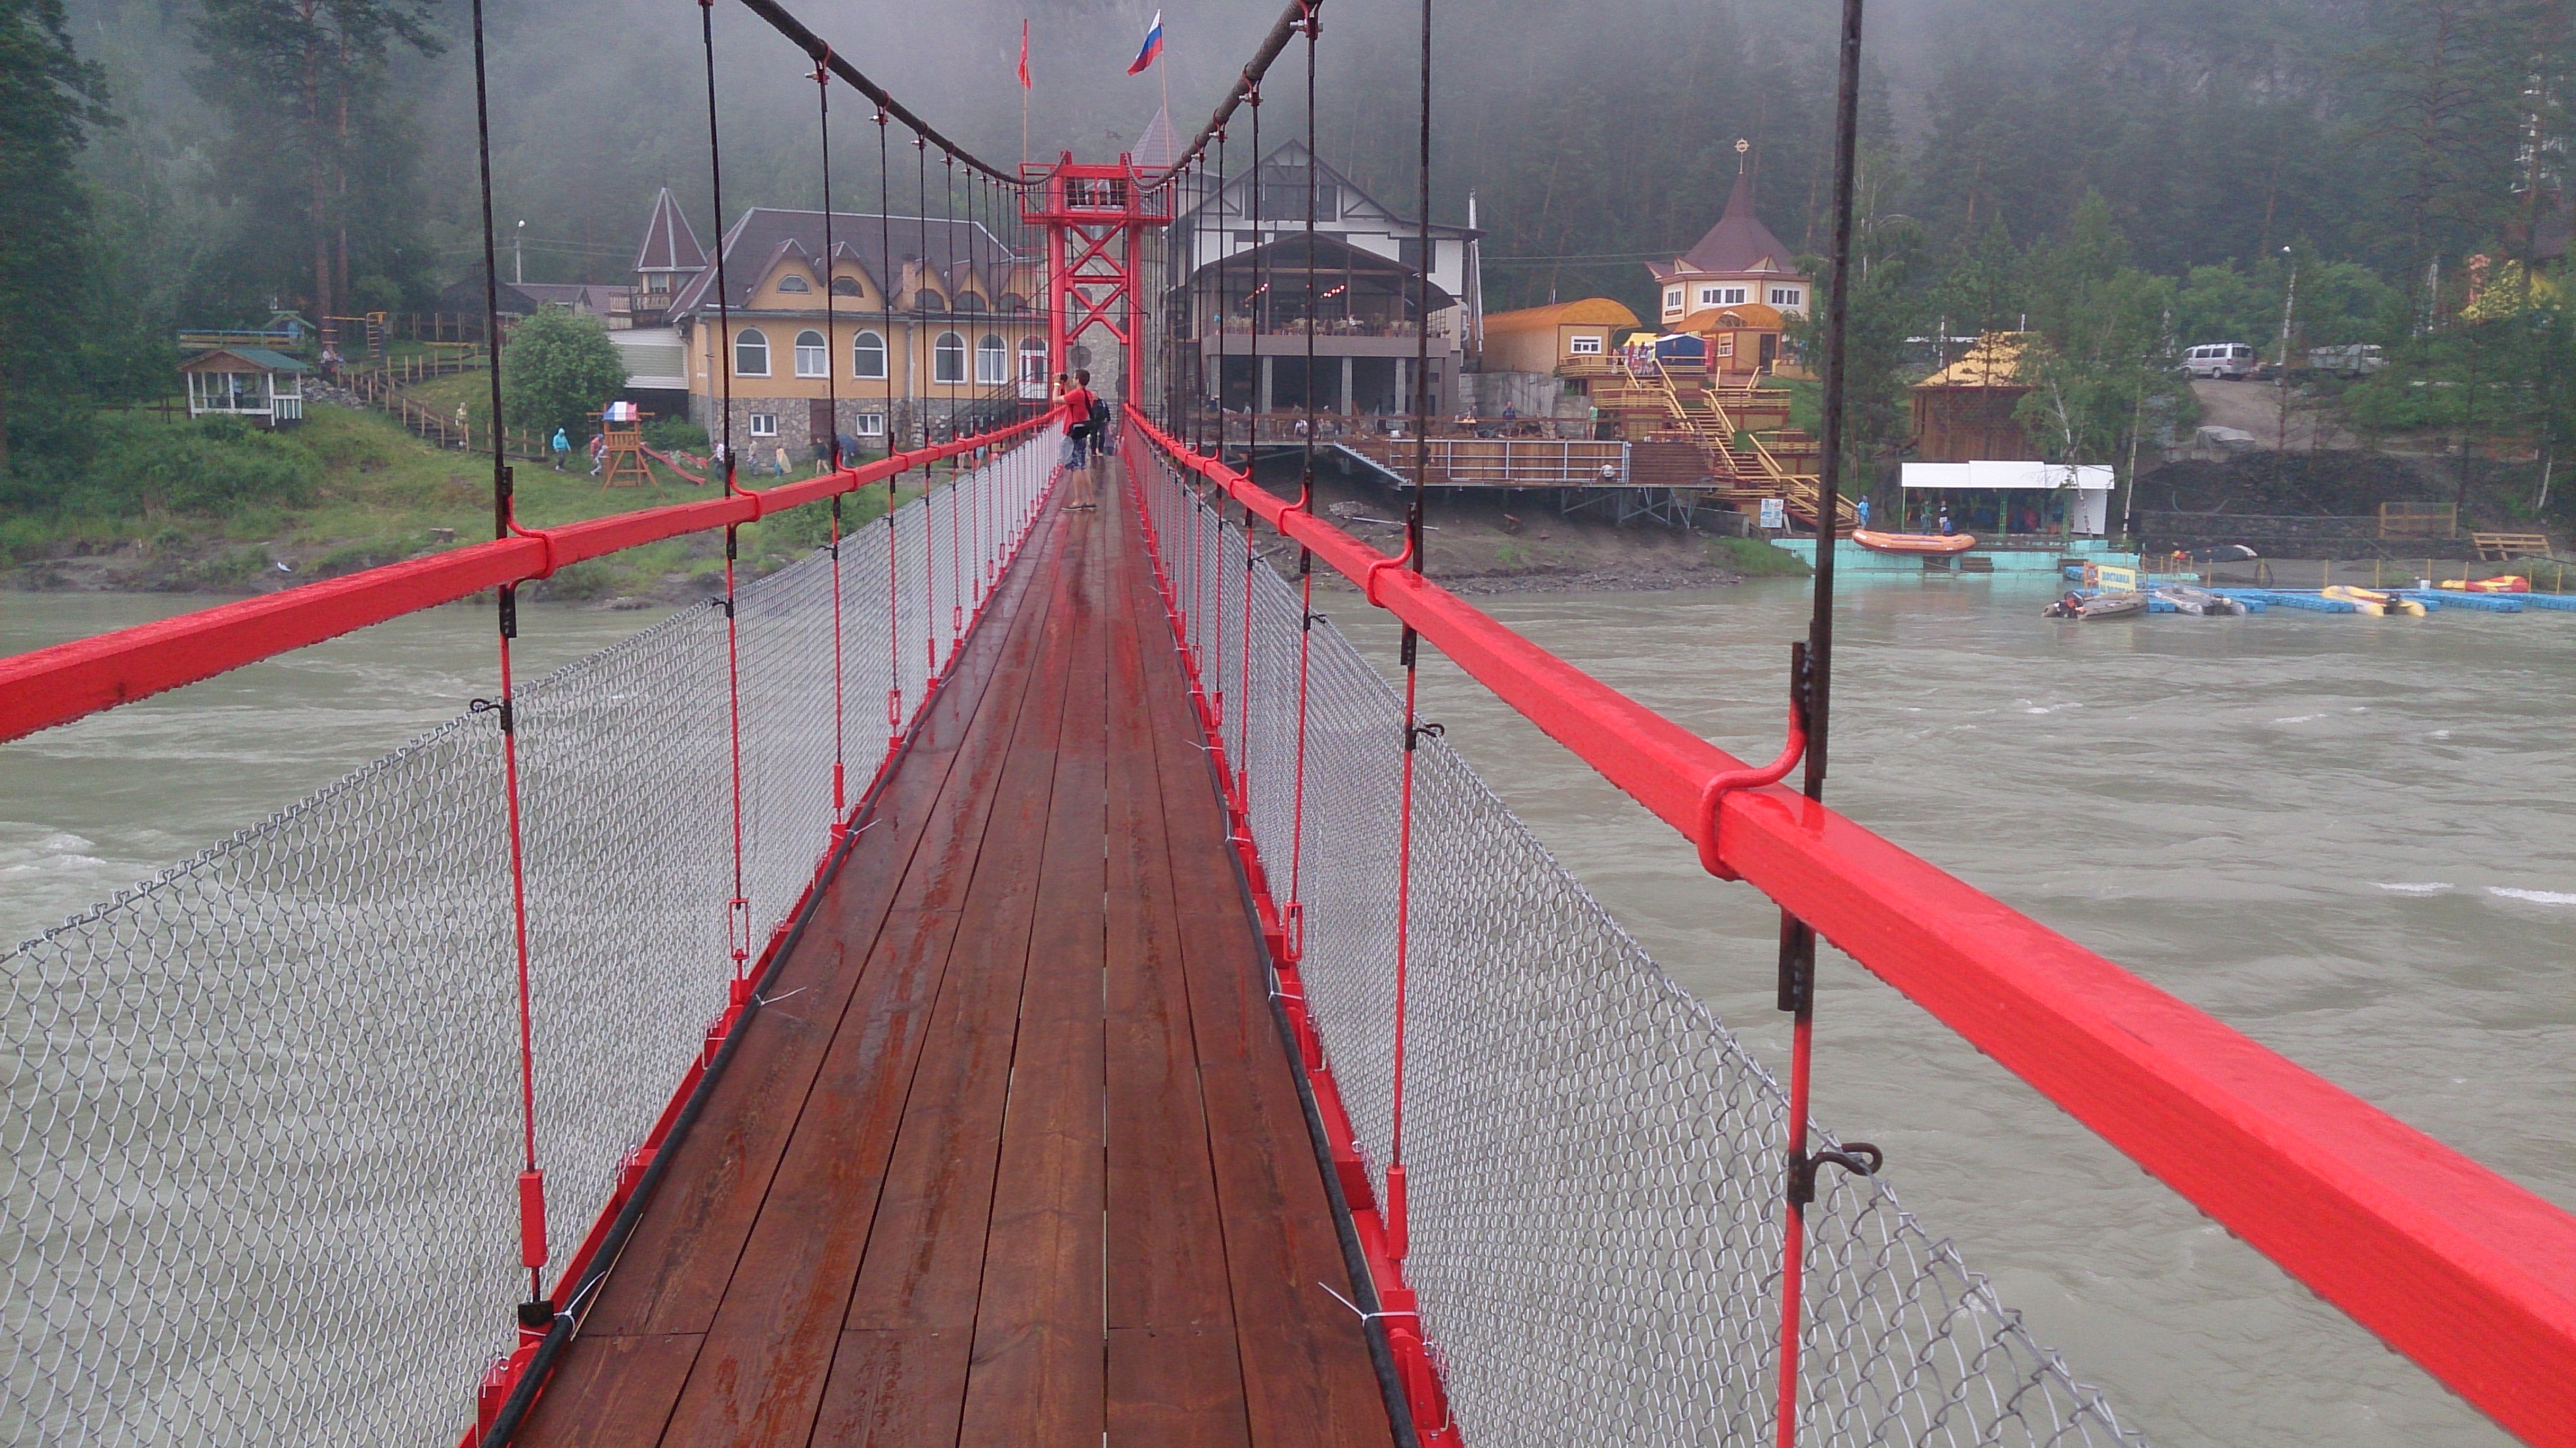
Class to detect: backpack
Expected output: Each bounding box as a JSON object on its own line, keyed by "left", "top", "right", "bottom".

{"left": 1088, "top": 394, "right": 1113, "bottom": 430}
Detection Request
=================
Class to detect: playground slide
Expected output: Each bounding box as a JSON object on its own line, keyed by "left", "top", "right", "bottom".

{"left": 637, "top": 445, "right": 708, "bottom": 486}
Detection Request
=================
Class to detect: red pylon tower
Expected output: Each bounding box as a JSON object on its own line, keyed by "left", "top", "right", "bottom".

{"left": 1022, "top": 154, "right": 1171, "bottom": 411}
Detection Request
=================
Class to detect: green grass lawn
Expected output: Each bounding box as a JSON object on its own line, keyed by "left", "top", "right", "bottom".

{"left": 7, "top": 401, "right": 936, "bottom": 598}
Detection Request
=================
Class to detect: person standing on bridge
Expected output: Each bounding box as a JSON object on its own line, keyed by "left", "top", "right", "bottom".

{"left": 1061, "top": 369, "right": 1099, "bottom": 509}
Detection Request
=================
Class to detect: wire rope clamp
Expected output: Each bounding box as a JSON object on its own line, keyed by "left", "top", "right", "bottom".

{"left": 1695, "top": 642, "right": 1810, "bottom": 882}
{"left": 1363, "top": 535, "right": 1415, "bottom": 609}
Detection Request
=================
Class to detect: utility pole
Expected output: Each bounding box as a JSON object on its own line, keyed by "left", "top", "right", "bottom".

{"left": 2274, "top": 246, "right": 2297, "bottom": 487}
{"left": 515, "top": 219, "right": 526, "bottom": 286}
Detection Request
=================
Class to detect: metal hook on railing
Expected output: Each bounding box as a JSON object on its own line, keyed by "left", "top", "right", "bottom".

{"left": 1363, "top": 534, "right": 1415, "bottom": 608}
{"left": 1694, "top": 641, "right": 1809, "bottom": 882}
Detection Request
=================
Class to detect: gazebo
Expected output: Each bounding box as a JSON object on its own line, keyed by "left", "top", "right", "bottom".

{"left": 181, "top": 347, "right": 310, "bottom": 428}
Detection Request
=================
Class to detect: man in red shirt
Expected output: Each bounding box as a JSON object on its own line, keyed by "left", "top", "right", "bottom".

{"left": 1060, "top": 368, "right": 1100, "bottom": 510}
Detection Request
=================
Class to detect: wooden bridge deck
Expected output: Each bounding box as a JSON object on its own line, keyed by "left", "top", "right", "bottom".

{"left": 515, "top": 471, "right": 1391, "bottom": 1447}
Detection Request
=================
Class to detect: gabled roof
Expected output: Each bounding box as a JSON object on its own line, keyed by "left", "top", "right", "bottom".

{"left": 1134, "top": 106, "right": 1182, "bottom": 175}
{"left": 1668, "top": 169, "right": 1798, "bottom": 278}
{"left": 1483, "top": 298, "right": 1639, "bottom": 332}
{"left": 183, "top": 346, "right": 308, "bottom": 373}
{"left": 1914, "top": 333, "right": 2033, "bottom": 390}
{"left": 667, "top": 208, "right": 1023, "bottom": 320}
{"left": 1178, "top": 141, "right": 1478, "bottom": 240}
{"left": 1676, "top": 302, "right": 1782, "bottom": 332}
{"left": 1184, "top": 231, "right": 1458, "bottom": 309}
{"left": 635, "top": 187, "right": 708, "bottom": 273}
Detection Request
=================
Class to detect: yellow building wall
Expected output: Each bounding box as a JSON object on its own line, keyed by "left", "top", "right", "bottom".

{"left": 689, "top": 316, "right": 1042, "bottom": 402}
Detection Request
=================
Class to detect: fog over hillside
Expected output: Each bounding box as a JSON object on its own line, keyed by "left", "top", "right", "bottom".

{"left": 68, "top": 0, "right": 2562, "bottom": 320}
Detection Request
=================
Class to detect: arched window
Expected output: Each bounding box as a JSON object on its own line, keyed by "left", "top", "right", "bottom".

{"left": 1017, "top": 336, "right": 1047, "bottom": 385}
{"left": 852, "top": 330, "right": 887, "bottom": 380}
{"left": 932, "top": 331, "right": 967, "bottom": 385}
{"left": 999, "top": 292, "right": 1029, "bottom": 312}
{"left": 975, "top": 334, "right": 1007, "bottom": 386}
{"left": 915, "top": 289, "right": 944, "bottom": 311}
{"left": 953, "top": 291, "right": 986, "bottom": 313}
{"left": 776, "top": 273, "right": 812, "bottom": 294}
{"left": 794, "top": 329, "right": 827, "bottom": 378}
{"left": 831, "top": 276, "right": 862, "bottom": 297}
{"left": 733, "top": 327, "right": 770, "bottom": 377}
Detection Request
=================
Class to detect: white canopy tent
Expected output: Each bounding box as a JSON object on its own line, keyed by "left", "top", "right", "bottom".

{"left": 1900, "top": 461, "right": 2114, "bottom": 534}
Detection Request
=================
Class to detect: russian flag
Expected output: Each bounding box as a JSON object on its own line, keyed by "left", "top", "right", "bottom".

{"left": 1127, "top": 9, "right": 1162, "bottom": 75}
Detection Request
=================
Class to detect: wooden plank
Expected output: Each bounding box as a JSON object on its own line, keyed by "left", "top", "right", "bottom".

{"left": 1118, "top": 490, "right": 1395, "bottom": 1448}
{"left": 1096, "top": 472, "right": 1256, "bottom": 1441}
{"left": 649, "top": 514, "right": 1095, "bottom": 1444}
{"left": 955, "top": 505, "right": 1113, "bottom": 1448}
{"left": 651, "top": 905, "right": 968, "bottom": 1445}
{"left": 572, "top": 506, "right": 1068, "bottom": 1342}
{"left": 842, "top": 506, "right": 1093, "bottom": 1340}
{"left": 1109, "top": 1328, "right": 1253, "bottom": 1448}
{"left": 518, "top": 504, "right": 1078, "bottom": 1447}
{"left": 510, "top": 1333, "right": 702, "bottom": 1448}
{"left": 809, "top": 1328, "right": 973, "bottom": 1445}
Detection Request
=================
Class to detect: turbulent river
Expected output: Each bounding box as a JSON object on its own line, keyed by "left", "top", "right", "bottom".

{"left": 7, "top": 576, "right": 2570, "bottom": 1447}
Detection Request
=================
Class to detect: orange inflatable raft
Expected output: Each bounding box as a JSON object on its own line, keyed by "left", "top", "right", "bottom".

{"left": 2439, "top": 576, "right": 2530, "bottom": 593}
{"left": 1851, "top": 529, "right": 1977, "bottom": 555}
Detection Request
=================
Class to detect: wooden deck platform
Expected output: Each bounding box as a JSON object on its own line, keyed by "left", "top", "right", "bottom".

{"left": 515, "top": 471, "right": 1392, "bottom": 1447}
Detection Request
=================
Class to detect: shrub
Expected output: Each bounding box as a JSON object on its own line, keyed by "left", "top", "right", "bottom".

{"left": 1712, "top": 535, "right": 1811, "bottom": 576}
{"left": 72, "top": 415, "right": 322, "bottom": 519}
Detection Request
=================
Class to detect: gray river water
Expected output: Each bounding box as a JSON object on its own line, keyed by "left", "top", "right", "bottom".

{"left": 5, "top": 577, "right": 2570, "bottom": 1447}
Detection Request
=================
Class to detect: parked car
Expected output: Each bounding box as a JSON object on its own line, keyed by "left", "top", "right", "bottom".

{"left": 2184, "top": 342, "right": 2260, "bottom": 380}
{"left": 2306, "top": 343, "right": 2386, "bottom": 377}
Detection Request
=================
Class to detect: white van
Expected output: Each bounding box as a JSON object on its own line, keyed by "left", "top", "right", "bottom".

{"left": 2184, "top": 342, "right": 2259, "bottom": 380}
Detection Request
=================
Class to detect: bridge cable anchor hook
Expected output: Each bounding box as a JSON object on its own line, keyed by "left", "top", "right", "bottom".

{"left": 1693, "top": 641, "right": 1810, "bottom": 882}
{"left": 1787, "top": 1141, "right": 1883, "bottom": 1206}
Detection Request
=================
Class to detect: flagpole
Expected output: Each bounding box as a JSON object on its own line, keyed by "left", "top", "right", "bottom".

{"left": 1020, "top": 18, "right": 1030, "bottom": 168}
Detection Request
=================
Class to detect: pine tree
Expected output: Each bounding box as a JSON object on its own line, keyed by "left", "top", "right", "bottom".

{"left": 0, "top": 0, "right": 110, "bottom": 472}
{"left": 190, "top": 0, "right": 441, "bottom": 323}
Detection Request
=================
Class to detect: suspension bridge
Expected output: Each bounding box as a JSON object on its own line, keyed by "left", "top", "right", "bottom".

{"left": 4, "top": 1, "right": 2573, "bottom": 1445}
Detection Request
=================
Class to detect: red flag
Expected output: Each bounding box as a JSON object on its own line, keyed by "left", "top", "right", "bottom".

{"left": 1017, "top": 20, "right": 1030, "bottom": 88}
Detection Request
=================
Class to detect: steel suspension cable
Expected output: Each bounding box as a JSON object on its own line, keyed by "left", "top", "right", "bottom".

{"left": 1237, "top": 83, "right": 1263, "bottom": 800}
{"left": 816, "top": 54, "right": 849, "bottom": 826}
{"left": 699, "top": 0, "right": 754, "bottom": 1007}
{"left": 465, "top": 0, "right": 549, "bottom": 1319}
{"left": 1774, "top": 3, "right": 1870, "bottom": 1443}
{"left": 1284, "top": 0, "right": 1320, "bottom": 961}
{"left": 1385, "top": 0, "right": 1433, "bottom": 1267}
{"left": 944, "top": 150, "right": 963, "bottom": 658}
{"left": 917, "top": 133, "right": 938, "bottom": 678}
{"left": 877, "top": 108, "right": 904, "bottom": 757}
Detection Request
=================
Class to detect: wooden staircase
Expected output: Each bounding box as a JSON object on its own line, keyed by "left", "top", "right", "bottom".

{"left": 1626, "top": 367, "right": 1855, "bottom": 533}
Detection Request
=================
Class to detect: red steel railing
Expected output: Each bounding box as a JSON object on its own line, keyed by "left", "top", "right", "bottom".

{"left": 0, "top": 415, "right": 1057, "bottom": 746}
{"left": 1124, "top": 407, "right": 2576, "bottom": 1448}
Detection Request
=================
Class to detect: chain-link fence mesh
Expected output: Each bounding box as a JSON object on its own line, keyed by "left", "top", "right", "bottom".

{"left": 0, "top": 432, "right": 1059, "bottom": 1447}
{"left": 1129, "top": 450, "right": 2146, "bottom": 1448}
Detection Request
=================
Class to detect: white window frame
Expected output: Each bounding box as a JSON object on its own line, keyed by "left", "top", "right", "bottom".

{"left": 1663, "top": 287, "right": 1684, "bottom": 311}
{"left": 776, "top": 273, "right": 812, "bottom": 294}
{"left": 853, "top": 411, "right": 886, "bottom": 437}
{"left": 794, "top": 329, "right": 828, "bottom": 378}
{"left": 1018, "top": 337, "right": 1048, "bottom": 384}
{"left": 1697, "top": 286, "right": 1722, "bottom": 307}
{"left": 975, "top": 333, "right": 1007, "bottom": 386}
{"left": 747, "top": 412, "right": 779, "bottom": 438}
{"left": 1568, "top": 334, "right": 1603, "bottom": 355}
{"left": 852, "top": 330, "right": 887, "bottom": 380}
{"left": 1716, "top": 286, "right": 1747, "bottom": 305}
{"left": 932, "top": 330, "right": 967, "bottom": 385}
{"left": 733, "top": 327, "right": 770, "bottom": 377}
{"left": 1770, "top": 286, "right": 1803, "bottom": 307}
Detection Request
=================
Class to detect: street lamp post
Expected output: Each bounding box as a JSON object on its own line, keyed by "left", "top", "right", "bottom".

{"left": 515, "top": 220, "right": 526, "bottom": 286}
{"left": 2275, "top": 246, "right": 2297, "bottom": 480}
